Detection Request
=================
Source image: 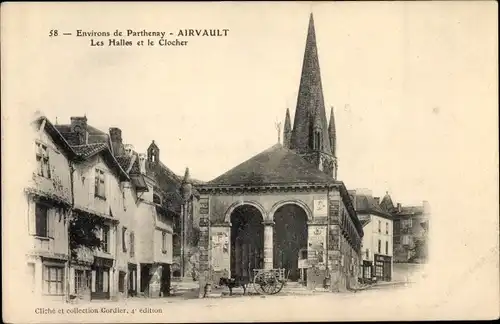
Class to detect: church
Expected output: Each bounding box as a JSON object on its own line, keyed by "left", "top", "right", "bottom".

{"left": 193, "top": 13, "right": 363, "bottom": 292}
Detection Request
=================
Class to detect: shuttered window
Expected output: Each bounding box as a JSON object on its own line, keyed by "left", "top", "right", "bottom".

{"left": 122, "top": 227, "right": 127, "bottom": 252}
{"left": 130, "top": 232, "right": 135, "bottom": 257}
{"left": 35, "top": 203, "right": 49, "bottom": 237}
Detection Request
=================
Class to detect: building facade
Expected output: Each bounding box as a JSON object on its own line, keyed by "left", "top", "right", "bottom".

{"left": 50, "top": 117, "right": 183, "bottom": 301}
{"left": 192, "top": 13, "right": 363, "bottom": 293}
{"left": 380, "top": 193, "right": 430, "bottom": 263}
{"left": 350, "top": 189, "right": 393, "bottom": 283}
{"left": 25, "top": 115, "right": 76, "bottom": 302}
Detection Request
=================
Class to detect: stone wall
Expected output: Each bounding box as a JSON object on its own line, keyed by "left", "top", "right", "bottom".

{"left": 327, "top": 190, "right": 362, "bottom": 292}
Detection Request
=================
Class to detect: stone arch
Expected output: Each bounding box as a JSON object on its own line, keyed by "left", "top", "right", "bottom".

{"left": 227, "top": 202, "right": 265, "bottom": 278}
{"left": 269, "top": 199, "right": 312, "bottom": 222}
{"left": 224, "top": 200, "right": 267, "bottom": 224}
{"left": 271, "top": 200, "right": 310, "bottom": 282}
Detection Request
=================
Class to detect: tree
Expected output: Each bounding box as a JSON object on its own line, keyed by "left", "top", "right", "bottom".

{"left": 69, "top": 214, "right": 106, "bottom": 260}
{"left": 408, "top": 237, "right": 427, "bottom": 263}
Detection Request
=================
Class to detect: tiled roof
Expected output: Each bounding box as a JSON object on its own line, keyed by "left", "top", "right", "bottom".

{"left": 360, "top": 219, "right": 371, "bottom": 227}
{"left": 116, "top": 154, "right": 141, "bottom": 175}
{"left": 71, "top": 143, "right": 107, "bottom": 158}
{"left": 115, "top": 156, "right": 131, "bottom": 171}
{"left": 355, "top": 193, "right": 392, "bottom": 218}
{"left": 55, "top": 124, "right": 111, "bottom": 148}
{"left": 71, "top": 143, "right": 129, "bottom": 181}
{"left": 208, "top": 143, "right": 335, "bottom": 186}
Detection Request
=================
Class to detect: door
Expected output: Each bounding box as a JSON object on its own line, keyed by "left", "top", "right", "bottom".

{"left": 128, "top": 265, "right": 137, "bottom": 297}
{"left": 384, "top": 261, "right": 392, "bottom": 281}
{"left": 160, "top": 264, "right": 171, "bottom": 297}
{"left": 91, "top": 267, "right": 110, "bottom": 300}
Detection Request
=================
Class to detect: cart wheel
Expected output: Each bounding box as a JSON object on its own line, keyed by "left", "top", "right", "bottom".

{"left": 272, "top": 280, "right": 285, "bottom": 294}
{"left": 262, "top": 272, "right": 280, "bottom": 295}
{"left": 253, "top": 272, "right": 266, "bottom": 295}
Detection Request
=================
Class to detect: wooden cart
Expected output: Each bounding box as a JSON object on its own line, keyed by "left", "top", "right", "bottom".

{"left": 252, "top": 268, "right": 288, "bottom": 295}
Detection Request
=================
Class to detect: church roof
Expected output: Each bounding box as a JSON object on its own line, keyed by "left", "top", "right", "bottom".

{"left": 290, "top": 13, "right": 332, "bottom": 156}
{"left": 207, "top": 143, "right": 335, "bottom": 186}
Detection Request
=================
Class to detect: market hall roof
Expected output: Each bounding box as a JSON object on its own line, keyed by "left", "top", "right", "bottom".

{"left": 207, "top": 143, "right": 335, "bottom": 186}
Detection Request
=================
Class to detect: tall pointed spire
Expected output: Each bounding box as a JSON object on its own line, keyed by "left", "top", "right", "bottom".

{"left": 290, "top": 13, "right": 331, "bottom": 156}
{"left": 283, "top": 108, "right": 292, "bottom": 149}
{"left": 329, "top": 106, "right": 336, "bottom": 156}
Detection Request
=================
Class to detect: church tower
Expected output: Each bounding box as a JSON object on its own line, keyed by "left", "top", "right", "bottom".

{"left": 285, "top": 13, "right": 337, "bottom": 178}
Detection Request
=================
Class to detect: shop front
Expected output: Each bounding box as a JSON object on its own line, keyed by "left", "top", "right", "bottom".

{"left": 374, "top": 254, "right": 392, "bottom": 281}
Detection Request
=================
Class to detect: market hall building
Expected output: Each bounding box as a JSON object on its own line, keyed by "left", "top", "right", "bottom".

{"left": 194, "top": 13, "right": 364, "bottom": 292}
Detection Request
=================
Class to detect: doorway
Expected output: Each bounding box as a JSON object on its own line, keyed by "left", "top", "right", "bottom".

{"left": 273, "top": 204, "right": 308, "bottom": 281}
{"left": 230, "top": 205, "right": 264, "bottom": 280}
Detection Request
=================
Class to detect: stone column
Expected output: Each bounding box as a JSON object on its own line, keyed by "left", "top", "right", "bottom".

{"left": 262, "top": 221, "right": 274, "bottom": 270}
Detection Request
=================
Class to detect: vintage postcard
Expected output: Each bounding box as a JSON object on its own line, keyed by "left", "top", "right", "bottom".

{"left": 1, "top": 1, "right": 498, "bottom": 323}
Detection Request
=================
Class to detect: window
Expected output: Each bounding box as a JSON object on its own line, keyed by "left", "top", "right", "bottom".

{"left": 378, "top": 239, "right": 381, "bottom": 253}
{"left": 35, "top": 203, "right": 49, "bottom": 237}
{"left": 95, "top": 269, "right": 109, "bottom": 293}
{"left": 118, "top": 271, "right": 126, "bottom": 293}
{"left": 130, "top": 232, "right": 135, "bottom": 257}
{"left": 402, "top": 218, "right": 412, "bottom": 228}
{"left": 375, "top": 262, "right": 383, "bottom": 277}
{"left": 394, "top": 235, "right": 401, "bottom": 245}
{"left": 364, "top": 265, "right": 371, "bottom": 279}
{"left": 94, "top": 169, "right": 106, "bottom": 199}
{"left": 402, "top": 235, "right": 411, "bottom": 246}
{"left": 386, "top": 222, "right": 389, "bottom": 235}
{"left": 36, "top": 142, "right": 51, "bottom": 178}
{"left": 101, "top": 225, "right": 110, "bottom": 253}
{"left": 162, "top": 232, "right": 167, "bottom": 254}
{"left": 385, "top": 241, "right": 389, "bottom": 255}
{"left": 75, "top": 270, "right": 89, "bottom": 294}
{"left": 378, "top": 220, "right": 381, "bottom": 233}
{"left": 43, "top": 266, "right": 64, "bottom": 295}
{"left": 122, "top": 227, "right": 127, "bottom": 252}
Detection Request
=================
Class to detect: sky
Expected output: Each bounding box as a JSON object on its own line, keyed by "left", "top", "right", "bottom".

{"left": 3, "top": 1, "right": 497, "bottom": 206}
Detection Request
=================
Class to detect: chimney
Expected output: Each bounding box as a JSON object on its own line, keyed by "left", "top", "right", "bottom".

{"left": 109, "top": 127, "right": 124, "bottom": 156}
{"left": 124, "top": 144, "right": 135, "bottom": 157}
{"left": 397, "top": 203, "right": 402, "bottom": 212}
{"left": 374, "top": 197, "right": 380, "bottom": 204}
{"left": 70, "top": 116, "right": 88, "bottom": 144}
{"left": 138, "top": 153, "right": 147, "bottom": 174}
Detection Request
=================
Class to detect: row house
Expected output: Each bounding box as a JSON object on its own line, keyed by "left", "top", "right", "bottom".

{"left": 380, "top": 193, "right": 430, "bottom": 263}
{"left": 26, "top": 114, "right": 191, "bottom": 302}
{"left": 25, "top": 114, "right": 76, "bottom": 301}
{"left": 108, "top": 130, "right": 182, "bottom": 298}
{"left": 350, "top": 189, "right": 393, "bottom": 283}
